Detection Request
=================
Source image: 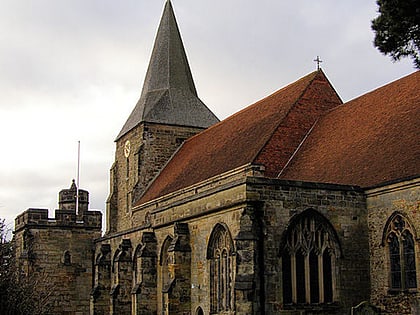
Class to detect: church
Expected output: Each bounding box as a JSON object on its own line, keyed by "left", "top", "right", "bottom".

{"left": 13, "top": 1, "right": 419, "bottom": 314}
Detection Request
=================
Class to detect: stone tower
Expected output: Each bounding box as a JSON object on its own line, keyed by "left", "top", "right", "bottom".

{"left": 106, "top": 0, "right": 219, "bottom": 233}
{"left": 14, "top": 181, "right": 102, "bottom": 315}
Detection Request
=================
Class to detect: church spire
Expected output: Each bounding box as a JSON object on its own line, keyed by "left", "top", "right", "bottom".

{"left": 116, "top": 1, "right": 219, "bottom": 140}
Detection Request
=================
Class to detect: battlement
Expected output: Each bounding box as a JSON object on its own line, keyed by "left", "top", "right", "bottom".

{"left": 15, "top": 207, "right": 102, "bottom": 232}
{"left": 12, "top": 183, "right": 102, "bottom": 315}
{"left": 14, "top": 180, "right": 102, "bottom": 232}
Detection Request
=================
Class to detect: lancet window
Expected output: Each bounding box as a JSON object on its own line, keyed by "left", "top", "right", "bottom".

{"left": 207, "top": 224, "right": 235, "bottom": 314}
{"left": 160, "top": 236, "right": 173, "bottom": 290}
{"left": 384, "top": 213, "right": 417, "bottom": 290}
{"left": 112, "top": 250, "right": 120, "bottom": 285}
{"left": 63, "top": 251, "right": 71, "bottom": 265}
{"left": 160, "top": 236, "right": 173, "bottom": 315}
{"left": 281, "top": 209, "right": 341, "bottom": 305}
{"left": 133, "top": 244, "right": 143, "bottom": 285}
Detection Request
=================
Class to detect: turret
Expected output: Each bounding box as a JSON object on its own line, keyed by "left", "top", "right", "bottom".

{"left": 58, "top": 179, "right": 89, "bottom": 215}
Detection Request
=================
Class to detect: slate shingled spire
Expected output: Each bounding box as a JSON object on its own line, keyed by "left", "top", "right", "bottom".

{"left": 116, "top": 0, "right": 219, "bottom": 140}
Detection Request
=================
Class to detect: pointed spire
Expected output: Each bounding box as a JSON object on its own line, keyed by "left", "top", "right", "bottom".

{"left": 116, "top": 1, "right": 219, "bottom": 140}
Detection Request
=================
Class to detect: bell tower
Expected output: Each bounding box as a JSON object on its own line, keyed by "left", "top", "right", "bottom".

{"left": 106, "top": 0, "right": 219, "bottom": 233}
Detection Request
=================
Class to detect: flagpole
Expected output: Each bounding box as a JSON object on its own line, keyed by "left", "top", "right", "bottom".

{"left": 76, "top": 141, "right": 80, "bottom": 215}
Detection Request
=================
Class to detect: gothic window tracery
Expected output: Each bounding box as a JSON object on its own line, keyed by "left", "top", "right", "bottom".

{"left": 207, "top": 224, "right": 235, "bottom": 314}
{"left": 384, "top": 213, "right": 417, "bottom": 290}
{"left": 281, "top": 209, "right": 341, "bottom": 305}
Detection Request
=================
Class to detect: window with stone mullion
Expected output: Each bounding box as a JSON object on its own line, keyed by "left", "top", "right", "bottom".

{"left": 208, "top": 225, "right": 234, "bottom": 314}
{"left": 323, "top": 251, "right": 333, "bottom": 302}
{"left": 403, "top": 231, "right": 417, "bottom": 289}
{"left": 310, "top": 251, "right": 320, "bottom": 303}
{"left": 284, "top": 249, "right": 332, "bottom": 304}
{"left": 281, "top": 211, "right": 340, "bottom": 305}
{"left": 386, "top": 215, "right": 417, "bottom": 291}
{"left": 389, "top": 233, "right": 402, "bottom": 289}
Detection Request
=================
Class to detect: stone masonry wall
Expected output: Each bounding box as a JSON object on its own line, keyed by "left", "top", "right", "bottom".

{"left": 107, "top": 122, "right": 206, "bottom": 233}
{"left": 367, "top": 178, "right": 420, "bottom": 314}
{"left": 246, "top": 177, "right": 370, "bottom": 314}
{"left": 95, "top": 207, "right": 246, "bottom": 315}
{"left": 96, "top": 172, "right": 372, "bottom": 315}
{"left": 96, "top": 173, "right": 249, "bottom": 315}
{"left": 14, "top": 208, "right": 102, "bottom": 315}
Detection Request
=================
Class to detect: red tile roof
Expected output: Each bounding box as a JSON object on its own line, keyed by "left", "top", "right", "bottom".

{"left": 280, "top": 71, "right": 420, "bottom": 187}
{"left": 137, "top": 70, "right": 342, "bottom": 204}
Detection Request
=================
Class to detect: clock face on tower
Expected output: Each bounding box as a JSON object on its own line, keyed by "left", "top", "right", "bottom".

{"left": 124, "top": 140, "right": 131, "bottom": 158}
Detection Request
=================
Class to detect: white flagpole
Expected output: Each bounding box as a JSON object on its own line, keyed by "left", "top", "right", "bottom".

{"left": 76, "top": 141, "right": 80, "bottom": 214}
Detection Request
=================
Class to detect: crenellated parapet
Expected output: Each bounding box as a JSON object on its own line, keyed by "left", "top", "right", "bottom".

{"left": 15, "top": 180, "right": 102, "bottom": 233}
{"left": 13, "top": 180, "right": 102, "bottom": 315}
{"left": 15, "top": 207, "right": 102, "bottom": 232}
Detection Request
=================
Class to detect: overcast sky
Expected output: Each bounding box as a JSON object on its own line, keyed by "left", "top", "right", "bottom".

{"left": 0, "top": 0, "right": 415, "bottom": 235}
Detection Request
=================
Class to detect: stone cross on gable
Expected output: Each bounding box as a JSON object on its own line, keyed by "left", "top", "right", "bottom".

{"left": 314, "top": 56, "right": 323, "bottom": 70}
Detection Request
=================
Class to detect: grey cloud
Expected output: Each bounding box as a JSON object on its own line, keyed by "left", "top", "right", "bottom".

{"left": 0, "top": 0, "right": 415, "bottom": 232}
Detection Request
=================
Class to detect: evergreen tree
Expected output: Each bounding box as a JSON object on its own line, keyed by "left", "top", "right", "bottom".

{"left": 372, "top": 0, "right": 420, "bottom": 68}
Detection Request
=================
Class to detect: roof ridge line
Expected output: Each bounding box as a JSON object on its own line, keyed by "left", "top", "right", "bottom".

{"left": 183, "top": 71, "right": 321, "bottom": 150}
{"left": 234, "top": 72, "right": 317, "bottom": 119}
{"left": 314, "top": 69, "right": 416, "bottom": 119}
{"left": 347, "top": 70, "right": 418, "bottom": 104}
{"left": 250, "top": 71, "right": 320, "bottom": 164}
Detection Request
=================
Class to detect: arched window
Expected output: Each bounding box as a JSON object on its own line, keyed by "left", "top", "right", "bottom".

{"left": 384, "top": 213, "right": 417, "bottom": 290}
{"left": 281, "top": 209, "right": 341, "bottom": 305}
{"left": 63, "top": 251, "right": 71, "bottom": 265}
{"left": 160, "top": 236, "right": 173, "bottom": 315}
{"left": 111, "top": 249, "right": 121, "bottom": 287}
{"left": 133, "top": 244, "right": 144, "bottom": 284}
{"left": 196, "top": 306, "right": 204, "bottom": 315}
{"left": 160, "top": 236, "right": 173, "bottom": 291}
{"left": 207, "top": 224, "right": 234, "bottom": 314}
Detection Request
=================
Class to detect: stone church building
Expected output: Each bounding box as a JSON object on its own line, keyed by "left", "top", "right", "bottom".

{"left": 14, "top": 1, "right": 419, "bottom": 314}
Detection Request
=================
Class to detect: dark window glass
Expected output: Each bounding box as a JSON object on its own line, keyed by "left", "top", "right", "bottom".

{"left": 282, "top": 253, "right": 292, "bottom": 304}
{"left": 403, "top": 231, "right": 417, "bottom": 289}
{"left": 296, "top": 251, "right": 306, "bottom": 304}
{"left": 281, "top": 210, "right": 340, "bottom": 305}
{"left": 64, "top": 251, "right": 71, "bottom": 265}
{"left": 389, "top": 233, "right": 402, "bottom": 289}
{"left": 310, "top": 252, "right": 319, "bottom": 303}
{"left": 323, "top": 251, "right": 333, "bottom": 303}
